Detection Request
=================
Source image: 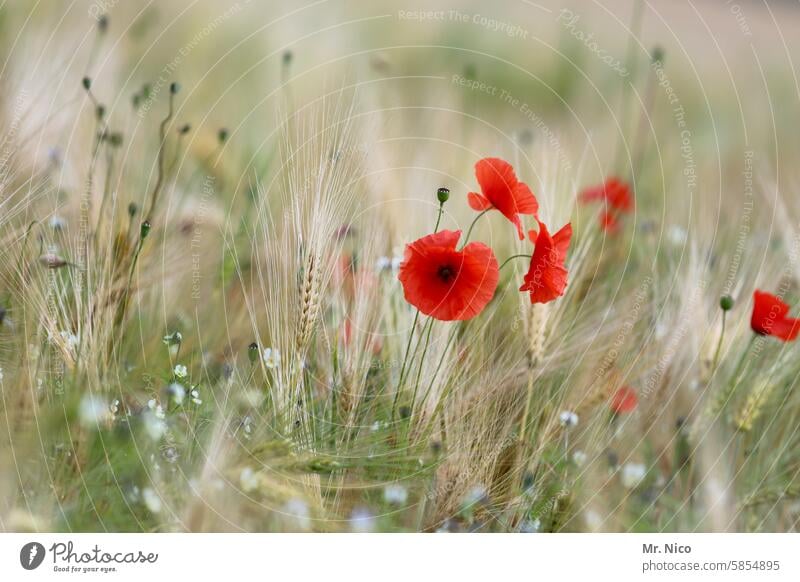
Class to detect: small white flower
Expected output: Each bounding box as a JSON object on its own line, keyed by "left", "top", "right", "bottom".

{"left": 110, "top": 399, "right": 120, "bottom": 414}
{"left": 142, "top": 487, "right": 162, "bottom": 513}
{"left": 173, "top": 364, "right": 188, "bottom": 378}
{"left": 621, "top": 462, "right": 647, "bottom": 489}
{"left": 375, "top": 256, "right": 391, "bottom": 271}
{"left": 143, "top": 410, "right": 166, "bottom": 440}
{"left": 49, "top": 215, "right": 66, "bottom": 230}
{"left": 60, "top": 330, "right": 79, "bottom": 350}
{"left": 262, "top": 347, "right": 280, "bottom": 369}
{"left": 463, "top": 485, "right": 487, "bottom": 507}
{"left": 284, "top": 498, "right": 311, "bottom": 531}
{"left": 559, "top": 410, "right": 579, "bottom": 428}
{"left": 190, "top": 387, "right": 202, "bottom": 405}
{"left": 240, "top": 467, "right": 258, "bottom": 492}
{"left": 390, "top": 256, "right": 402, "bottom": 271}
{"left": 572, "top": 450, "right": 587, "bottom": 466}
{"left": 79, "top": 394, "right": 110, "bottom": 428}
{"left": 383, "top": 484, "right": 408, "bottom": 505}
{"left": 162, "top": 331, "right": 182, "bottom": 345}
{"left": 168, "top": 383, "right": 185, "bottom": 405}
{"left": 667, "top": 224, "right": 687, "bottom": 246}
{"left": 349, "top": 507, "right": 375, "bottom": 532}
{"left": 520, "top": 518, "right": 541, "bottom": 532}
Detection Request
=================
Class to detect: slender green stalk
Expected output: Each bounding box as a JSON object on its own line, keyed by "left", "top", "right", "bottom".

{"left": 499, "top": 254, "right": 531, "bottom": 271}
{"left": 711, "top": 311, "right": 727, "bottom": 378}
{"left": 460, "top": 208, "right": 491, "bottom": 249}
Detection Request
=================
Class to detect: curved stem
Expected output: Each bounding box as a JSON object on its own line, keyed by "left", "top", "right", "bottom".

{"left": 460, "top": 208, "right": 491, "bottom": 249}
{"left": 499, "top": 253, "right": 532, "bottom": 271}
{"left": 410, "top": 317, "right": 435, "bottom": 411}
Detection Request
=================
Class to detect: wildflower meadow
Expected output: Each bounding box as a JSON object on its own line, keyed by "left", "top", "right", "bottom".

{"left": 1, "top": 0, "right": 800, "bottom": 541}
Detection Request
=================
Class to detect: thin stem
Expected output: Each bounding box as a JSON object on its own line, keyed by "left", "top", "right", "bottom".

{"left": 410, "top": 317, "right": 435, "bottom": 411}
{"left": 418, "top": 325, "right": 459, "bottom": 412}
{"left": 499, "top": 253, "right": 531, "bottom": 271}
{"left": 711, "top": 311, "right": 727, "bottom": 378}
{"left": 460, "top": 208, "right": 491, "bottom": 249}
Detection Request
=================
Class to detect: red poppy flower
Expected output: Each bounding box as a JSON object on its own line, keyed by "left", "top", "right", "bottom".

{"left": 579, "top": 177, "right": 633, "bottom": 231}
{"left": 519, "top": 219, "right": 572, "bottom": 304}
{"left": 467, "top": 157, "right": 539, "bottom": 240}
{"left": 610, "top": 386, "right": 638, "bottom": 414}
{"left": 751, "top": 290, "right": 800, "bottom": 341}
{"left": 398, "top": 230, "right": 499, "bottom": 321}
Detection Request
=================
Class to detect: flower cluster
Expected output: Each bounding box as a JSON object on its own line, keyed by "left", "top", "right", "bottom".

{"left": 398, "top": 157, "right": 573, "bottom": 321}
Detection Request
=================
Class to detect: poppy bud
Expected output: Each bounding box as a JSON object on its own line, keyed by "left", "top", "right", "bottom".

{"left": 98, "top": 14, "right": 109, "bottom": 33}
{"left": 437, "top": 187, "right": 450, "bottom": 204}
{"left": 248, "top": 342, "right": 259, "bottom": 364}
{"left": 96, "top": 104, "right": 105, "bottom": 119}
{"left": 399, "top": 406, "right": 411, "bottom": 419}
{"left": 128, "top": 202, "right": 138, "bottom": 218}
{"left": 651, "top": 46, "right": 665, "bottom": 65}
{"left": 132, "top": 93, "right": 141, "bottom": 109}
{"left": 178, "top": 123, "right": 191, "bottom": 135}
{"left": 170, "top": 82, "right": 180, "bottom": 94}
{"left": 108, "top": 133, "right": 123, "bottom": 147}
{"left": 282, "top": 50, "right": 293, "bottom": 66}
{"left": 140, "top": 220, "right": 151, "bottom": 240}
{"left": 720, "top": 295, "right": 734, "bottom": 311}
{"left": 142, "top": 83, "right": 152, "bottom": 99}
{"left": 82, "top": 77, "right": 92, "bottom": 91}
{"left": 218, "top": 128, "right": 228, "bottom": 143}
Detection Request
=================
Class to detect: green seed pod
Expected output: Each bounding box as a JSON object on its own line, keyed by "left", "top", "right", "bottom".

{"left": 437, "top": 187, "right": 450, "bottom": 204}
{"left": 720, "top": 295, "right": 734, "bottom": 311}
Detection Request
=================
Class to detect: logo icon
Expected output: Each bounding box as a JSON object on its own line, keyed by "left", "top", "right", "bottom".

{"left": 20, "top": 542, "right": 46, "bottom": 570}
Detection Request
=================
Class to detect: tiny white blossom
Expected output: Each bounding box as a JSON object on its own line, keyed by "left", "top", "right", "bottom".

{"left": 49, "top": 215, "right": 66, "bottom": 230}
{"left": 190, "top": 387, "right": 202, "bottom": 405}
{"left": 168, "top": 383, "right": 185, "bottom": 405}
{"left": 173, "top": 364, "right": 188, "bottom": 378}
{"left": 390, "top": 256, "right": 402, "bottom": 271}
{"left": 375, "top": 256, "right": 391, "bottom": 271}
{"left": 383, "top": 484, "right": 408, "bottom": 505}
{"left": 142, "top": 487, "right": 162, "bottom": 513}
{"left": 520, "top": 518, "right": 541, "bottom": 533}
{"left": 284, "top": 498, "right": 311, "bottom": 531}
{"left": 558, "top": 410, "right": 579, "bottom": 428}
{"left": 143, "top": 411, "right": 166, "bottom": 440}
{"left": 349, "top": 507, "right": 375, "bottom": 532}
{"left": 621, "top": 462, "right": 647, "bottom": 489}
{"left": 60, "top": 330, "right": 79, "bottom": 350}
{"left": 262, "top": 347, "right": 280, "bottom": 369}
{"left": 240, "top": 467, "right": 258, "bottom": 492}
{"left": 79, "top": 394, "right": 110, "bottom": 428}
{"left": 572, "top": 450, "right": 587, "bottom": 466}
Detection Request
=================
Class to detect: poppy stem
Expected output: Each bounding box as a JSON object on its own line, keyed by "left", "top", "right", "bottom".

{"left": 498, "top": 254, "right": 532, "bottom": 271}
{"left": 410, "top": 317, "right": 435, "bottom": 411}
{"left": 711, "top": 310, "right": 727, "bottom": 378}
{"left": 392, "top": 309, "right": 420, "bottom": 419}
{"left": 460, "top": 208, "right": 491, "bottom": 249}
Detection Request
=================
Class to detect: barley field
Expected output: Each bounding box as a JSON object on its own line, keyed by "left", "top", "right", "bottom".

{"left": 1, "top": 0, "right": 800, "bottom": 533}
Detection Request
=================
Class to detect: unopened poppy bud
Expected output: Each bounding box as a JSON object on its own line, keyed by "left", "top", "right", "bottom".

{"left": 247, "top": 342, "right": 259, "bottom": 364}
{"left": 82, "top": 77, "right": 92, "bottom": 91}
{"left": 140, "top": 220, "right": 151, "bottom": 240}
{"left": 282, "top": 50, "right": 293, "bottom": 66}
{"left": 178, "top": 123, "right": 191, "bottom": 135}
{"left": 96, "top": 104, "right": 106, "bottom": 119}
{"left": 132, "top": 93, "right": 140, "bottom": 109}
{"left": 399, "top": 406, "right": 411, "bottom": 419}
{"left": 651, "top": 46, "right": 665, "bottom": 65}
{"left": 98, "top": 14, "right": 109, "bottom": 33}
{"left": 437, "top": 187, "right": 450, "bottom": 204}
{"left": 108, "top": 132, "right": 123, "bottom": 147}
{"left": 720, "top": 295, "right": 734, "bottom": 311}
{"left": 128, "top": 202, "right": 138, "bottom": 218}
{"left": 170, "top": 82, "right": 180, "bottom": 94}
{"left": 218, "top": 128, "right": 228, "bottom": 143}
